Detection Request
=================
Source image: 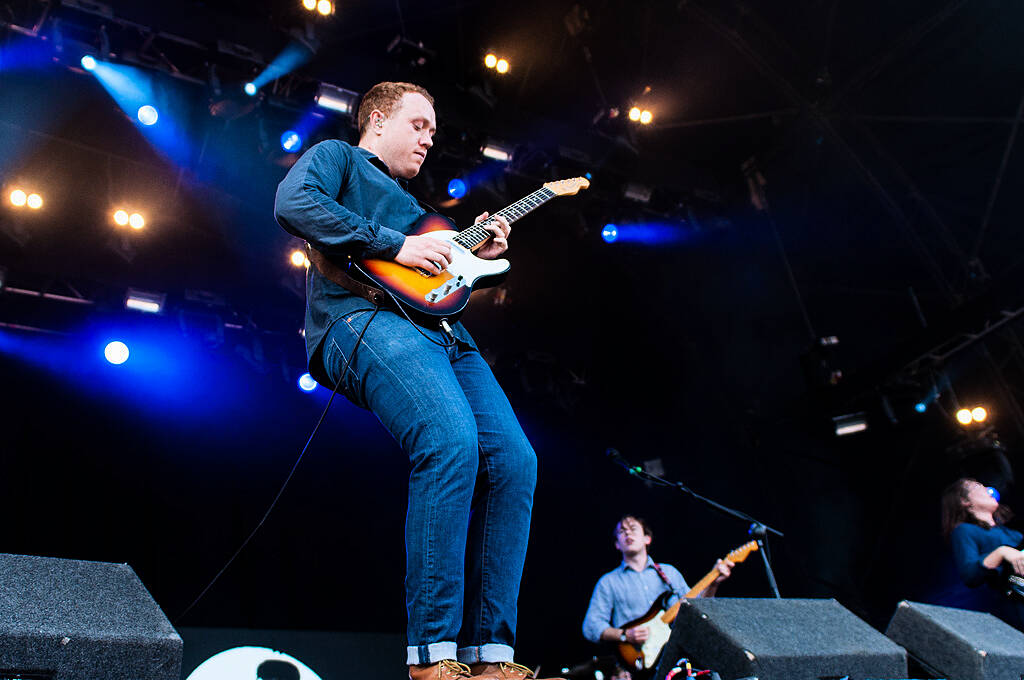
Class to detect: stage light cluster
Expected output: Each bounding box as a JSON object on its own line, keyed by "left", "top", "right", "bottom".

{"left": 8, "top": 189, "right": 43, "bottom": 210}
{"left": 113, "top": 209, "right": 146, "bottom": 230}
{"left": 290, "top": 249, "right": 310, "bottom": 268}
{"left": 484, "top": 53, "right": 510, "bottom": 74}
{"left": 956, "top": 406, "right": 988, "bottom": 426}
{"left": 302, "top": 0, "right": 333, "bottom": 15}
{"left": 629, "top": 106, "right": 653, "bottom": 125}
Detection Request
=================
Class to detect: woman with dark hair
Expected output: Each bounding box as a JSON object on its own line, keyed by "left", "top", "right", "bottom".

{"left": 941, "top": 478, "right": 1024, "bottom": 629}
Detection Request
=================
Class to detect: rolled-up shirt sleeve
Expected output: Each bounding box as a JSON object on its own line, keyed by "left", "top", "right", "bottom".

{"left": 582, "top": 575, "right": 615, "bottom": 643}
{"left": 951, "top": 524, "right": 996, "bottom": 588}
{"left": 274, "top": 140, "right": 406, "bottom": 259}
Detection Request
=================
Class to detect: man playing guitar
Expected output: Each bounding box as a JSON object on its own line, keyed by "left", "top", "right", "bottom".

{"left": 581, "top": 516, "right": 733, "bottom": 679}
{"left": 275, "top": 82, "right": 556, "bottom": 680}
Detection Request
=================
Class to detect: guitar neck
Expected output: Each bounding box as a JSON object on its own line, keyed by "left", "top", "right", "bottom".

{"left": 453, "top": 187, "right": 556, "bottom": 251}
{"left": 649, "top": 566, "right": 718, "bottom": 625}
{"left": 685, "top": 567, "right": 723, "bottom": 599}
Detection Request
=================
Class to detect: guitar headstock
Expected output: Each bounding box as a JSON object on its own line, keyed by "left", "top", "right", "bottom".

{"left": 727, "top": 540, "right": 760, "bottom": 564}
{"left": 543, "top": 177, "right": 591, "bottom": 196}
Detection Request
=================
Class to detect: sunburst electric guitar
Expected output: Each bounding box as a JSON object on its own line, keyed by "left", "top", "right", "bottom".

{"left": 350, "top": 177, "right": 589, "bottom": 325}
{"left": 617, "top": 541, "right": 760, "bottom": 671}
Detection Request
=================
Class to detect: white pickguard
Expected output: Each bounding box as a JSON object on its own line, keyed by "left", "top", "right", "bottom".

{"left": 421, "top": 231, "right": 509, "bottom": 303}
{"left": 638, "top": 614, "right": 674, "bottom": 669}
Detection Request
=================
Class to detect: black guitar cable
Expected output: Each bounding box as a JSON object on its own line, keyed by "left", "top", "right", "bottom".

{"left": 381, "top": 283, "right": 458, "bottom": 349}
{"left": 174, "top": 305, "right": 381, "bottom": 625}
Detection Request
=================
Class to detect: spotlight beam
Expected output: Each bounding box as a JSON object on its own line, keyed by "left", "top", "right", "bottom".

{"left": 248, "top": 41, "right": 316, "bottom": 93}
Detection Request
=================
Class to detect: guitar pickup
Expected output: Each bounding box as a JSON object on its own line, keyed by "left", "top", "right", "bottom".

{"left": 425, "top": 275, "right": 465, "bottom": 303}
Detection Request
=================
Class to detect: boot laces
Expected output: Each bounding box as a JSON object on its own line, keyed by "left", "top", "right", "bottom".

{"left": 440, "top": 659, "right": 473, "bottom": 678}
{"left": 498, "top": 662, "right": 535, "bottom": 678}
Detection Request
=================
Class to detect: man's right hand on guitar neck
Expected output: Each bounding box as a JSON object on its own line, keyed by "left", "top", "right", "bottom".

{"left": 396, "top": 234, "right": 453, "bottom": 274}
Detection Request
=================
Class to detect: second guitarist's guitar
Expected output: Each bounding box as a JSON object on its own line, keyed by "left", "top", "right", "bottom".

{"left": 617, "top": 541, "right": 760, "bottom": 672}
{"left": 347, "top": 177, "right": 589, "bottom": 326}
{"left": 1001, "top": 541, "right": 1024, "bottom": 603}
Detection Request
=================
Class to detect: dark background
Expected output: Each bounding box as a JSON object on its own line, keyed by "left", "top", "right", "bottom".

{"left": 2, "top": 0, "right": 1023, "bottom": 673}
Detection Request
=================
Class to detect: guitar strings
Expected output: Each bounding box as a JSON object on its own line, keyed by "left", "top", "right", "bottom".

{"left": 454, "top": 188, "right": 555, "bottom": 249}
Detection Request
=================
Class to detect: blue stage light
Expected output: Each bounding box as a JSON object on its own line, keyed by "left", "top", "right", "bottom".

{"left": 599, "top": 221, "right": 689, "bottom": 246}
{"left": 80, "top": 55, "right": 97, "bottom": 71}
{"left": 104, "top": 341, "right": 130, "bottom": 365}
{"left": 447, "top": 178, "right": 468, "bottom": 199}
{"left": 137, "top": 105, "right": 159, "bottom": 126}
{"left": 914, "top": 402, "right": 927, "bottom": 413}
{"left": 298, "top": 373, "right": 317, "bottom": 392}
{"left": 987, "top": 486, "right": 1001, "bottom": 502}
{"left": 243, "top": 82, "right": 257, "bottom": 96}
{"left": 280, "top": 130, "right": 303, "bottom": 152}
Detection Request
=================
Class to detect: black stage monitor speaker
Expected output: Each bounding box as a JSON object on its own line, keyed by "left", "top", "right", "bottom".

{"left": 0, "top": 553, "right": 182, "bottom": 680}
{"left": 885, "top": 600, "right": 1024, "bottom": 680}
{"left": 652, "top": 598, "right": 907, "bottom": 680}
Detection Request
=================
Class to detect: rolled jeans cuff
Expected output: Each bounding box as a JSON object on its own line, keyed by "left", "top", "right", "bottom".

{"left": 457, "top": 644, "right": 515, "bottom": 664}
{"left": 407, "top": 642, "right": 457, "bottom": 665}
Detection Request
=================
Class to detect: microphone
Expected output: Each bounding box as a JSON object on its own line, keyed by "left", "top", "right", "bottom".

{"left": 606, "top": 448, "right": 641, "bottom": 475}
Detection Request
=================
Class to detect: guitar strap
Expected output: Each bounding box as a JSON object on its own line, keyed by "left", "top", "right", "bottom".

{"left": 650, "top": 561, "right": 674, "bottom": 590}
{"left": 305, "top": 244, "right": 389, "bottom": 307}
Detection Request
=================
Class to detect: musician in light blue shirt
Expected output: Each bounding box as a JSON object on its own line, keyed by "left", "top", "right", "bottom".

{"left": 582, "top": 515, "right": 732, "bottom": 647}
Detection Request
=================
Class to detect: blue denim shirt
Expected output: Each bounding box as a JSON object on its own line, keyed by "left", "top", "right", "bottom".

{"left": 581, "top": 557, "right": 689, "bottom": 643}
{"left": 274, "top": 139, "right": 475, "bottom": 383}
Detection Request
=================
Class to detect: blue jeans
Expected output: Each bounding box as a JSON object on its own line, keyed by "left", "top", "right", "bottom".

{"left": 322, "top": 309, "right": 537, "bottom": 665}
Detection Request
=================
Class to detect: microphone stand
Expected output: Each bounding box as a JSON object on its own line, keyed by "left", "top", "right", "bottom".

{"left": 607, "top": 449, "right": 783, "bottom": 598}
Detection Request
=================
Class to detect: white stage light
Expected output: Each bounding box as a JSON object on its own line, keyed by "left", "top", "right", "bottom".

{"left": 137, "top": 105, "right": 159, "bottom": 126}
{"left": 315, "top": 83, "right": 359, "bottom": 115}
{"left": 125, "top": 289, "right": 166, "bottom": 314}
{"left": 104, "top": 341, "right": 130, "bottom": 365}
{"left": 481, "top": 142, "right": 512, "bottom": 162}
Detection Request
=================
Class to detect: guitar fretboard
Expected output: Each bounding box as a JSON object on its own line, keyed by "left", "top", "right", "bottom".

{"left": 453, "top": 187, "right": 556, "bottom": 250}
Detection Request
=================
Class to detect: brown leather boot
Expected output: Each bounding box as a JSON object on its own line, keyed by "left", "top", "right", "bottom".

{"left": 409, "top": 659, "right": 474, "bottom": 680}
{"left": 468, "top": 662, "right": 565, "bottom": 680}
